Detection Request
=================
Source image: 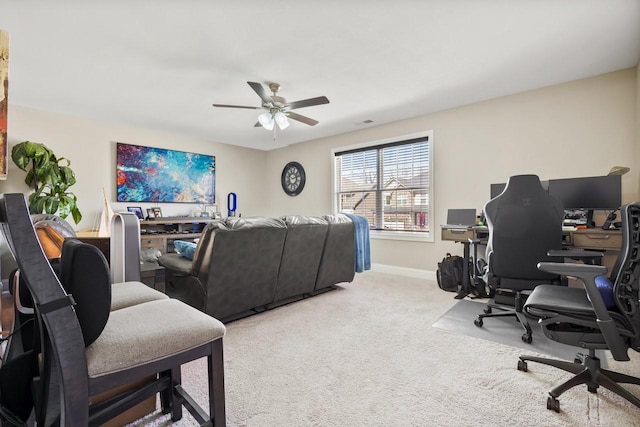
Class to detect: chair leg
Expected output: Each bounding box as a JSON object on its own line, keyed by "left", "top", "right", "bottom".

{"left": 208, "top": 339, "right": 226, "bottom": 427}
{"left": 519, "top": 351, "right": 640, "bottom": 411}
{"left": 601, "top": 368, "right": 640, "bottom": 386}
{"left": 549, "top": 368, "right": 593, "bottom": 397}
{"left": 514, "top": 310, "right": 532, "bottom": 342}
{"left": 171, "top": 367, "right": 183, "bottom": 422}
{"left": 519, "top": 355, "right": 585, "bottom": 375}
{"left": 595, "top": 372, "right": 640, "bottom": 409}
{"left": 476, "top": 301, "right": 533, "bottom": 343}
{"left": 159, "top": 370, "right": 172, "bottom": 415}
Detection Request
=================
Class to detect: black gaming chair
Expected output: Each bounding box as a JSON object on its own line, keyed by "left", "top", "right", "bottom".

{"left": 518, "top": 202, "right": 640, "bottom": 413}
{"left": 474, "top": 174, "right": 565, "bottom": 343}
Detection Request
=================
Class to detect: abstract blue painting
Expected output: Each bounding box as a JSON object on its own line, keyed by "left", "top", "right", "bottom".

{"left": 117, "top": 142, "right": 215, "bottom": 203}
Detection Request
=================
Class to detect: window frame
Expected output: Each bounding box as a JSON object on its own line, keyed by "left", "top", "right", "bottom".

{"left": 332, "top": 130, "right": 434, "bottom": 242}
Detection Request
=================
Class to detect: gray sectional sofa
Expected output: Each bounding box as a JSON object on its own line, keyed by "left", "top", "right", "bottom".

{"left": 157, "top": 214, "right": 356, "bottom": 322}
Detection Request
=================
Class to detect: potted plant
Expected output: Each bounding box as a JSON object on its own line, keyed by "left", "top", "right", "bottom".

{"left": 11, "top": 140, "right": 82, "bottom": 224}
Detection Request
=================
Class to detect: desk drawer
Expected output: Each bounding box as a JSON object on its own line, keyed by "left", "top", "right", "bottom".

{"left": 441, "top": 228, "right": 474, "bottom": 242}
{"left": 572, "top": 232, "right": 622, "bottom": 250}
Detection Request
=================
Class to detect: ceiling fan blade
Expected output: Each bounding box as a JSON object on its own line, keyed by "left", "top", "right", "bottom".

{"left": 212, "top": 103, "right": 261, "bottom": 110}
{"left": 247, "top": 81, "right": 274, "bottom": 105}
{"left": 287, "top": 111, "right": 319, "bottom": 126}
{"left": 287, "top": 96, "right": 330, "bottom": 110}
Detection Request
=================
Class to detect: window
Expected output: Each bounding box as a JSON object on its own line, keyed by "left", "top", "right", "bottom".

{"left": 333, "top": 132, "right": 433, "bottom": 238}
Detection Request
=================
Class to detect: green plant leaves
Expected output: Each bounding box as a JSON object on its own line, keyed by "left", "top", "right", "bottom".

{"left": 12, "top": 141, "right": 83, "bottom": 224}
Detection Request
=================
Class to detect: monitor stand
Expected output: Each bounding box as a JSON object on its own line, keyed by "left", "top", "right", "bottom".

{"left": 585, "top": 209, "right": 596, "bottom": 228}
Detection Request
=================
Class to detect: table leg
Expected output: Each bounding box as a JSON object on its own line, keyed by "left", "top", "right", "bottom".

{"left": 455, "top": 242, "right": 472, "bottom": 299}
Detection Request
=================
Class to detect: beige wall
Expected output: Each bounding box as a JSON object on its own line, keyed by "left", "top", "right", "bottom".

{"left": 1, "top": 106, "right": 269, "bottom": 232}
{"left": 2, "top": 68, "right": 637, "bottom": 275}
{"left": 266, "top": 68, "right": 638, "bottom": 273}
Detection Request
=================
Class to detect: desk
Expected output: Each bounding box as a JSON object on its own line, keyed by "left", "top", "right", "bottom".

{"left": 441, "top": 226, "right": 622, "bottom": 294}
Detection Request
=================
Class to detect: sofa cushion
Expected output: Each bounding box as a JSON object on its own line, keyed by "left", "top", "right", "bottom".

{"left": 111, "top": 281, "right": 168, "bottom": 311}
{"left": 275, "top": 216, "right": 328, "bottom": 300}
{"left": 158, "top": 252, "right": 194, "bottom": 275}
{"left": 86, "top": 299, "right": 226, "bottom": 378}
{"left": 316, "top": 214, "right": 355, "bottom": 290}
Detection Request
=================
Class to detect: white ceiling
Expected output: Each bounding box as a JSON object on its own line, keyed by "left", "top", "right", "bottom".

{"left": 1, "top": 1, "right": 639, "bottom": 151}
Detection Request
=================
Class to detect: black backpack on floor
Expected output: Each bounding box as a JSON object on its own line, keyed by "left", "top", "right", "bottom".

{"left": 436, "top": 253, "right": 464, "bottom": 292}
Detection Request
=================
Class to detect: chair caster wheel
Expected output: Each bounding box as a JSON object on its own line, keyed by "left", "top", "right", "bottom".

{"left": 521, "top": 333, "right": 532, "bottom": 344}
{"left": 474, "top": 318, "right": 483, "bottom": 327}
{"left": 517, "top": 359, "right": 528, "bottom": 372}
{"left": 483, "top": 306, "right": 492, "bottom": 314}
{"left": 547, "top": 396, "right": 560, "bottom": 413}
{"left": 588, "top": 385, "right": 598, "bottom": 393}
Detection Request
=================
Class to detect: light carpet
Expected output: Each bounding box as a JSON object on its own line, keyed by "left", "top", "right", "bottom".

{"left": 128, "top": 271, "right": 640, "bottom": 426}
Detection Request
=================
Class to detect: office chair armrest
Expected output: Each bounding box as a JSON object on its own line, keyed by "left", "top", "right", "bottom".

{"left": 537, "top": 261, "right": 607, "bottom": 278}
{"left": 537, "top": 261, "right": 629, "bottom": 360}
{"left": 547, "top": 249, "right": 604, "bottom": 259}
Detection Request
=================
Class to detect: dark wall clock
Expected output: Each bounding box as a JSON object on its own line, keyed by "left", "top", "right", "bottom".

{"left": 281, "top": 161, "right": 306, "bottom": 196}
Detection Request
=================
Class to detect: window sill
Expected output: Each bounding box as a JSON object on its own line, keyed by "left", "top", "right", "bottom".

{"left": 370, "top": 230, "right": 434, "bottom": 243}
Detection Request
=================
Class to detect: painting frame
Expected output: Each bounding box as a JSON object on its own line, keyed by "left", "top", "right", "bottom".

{"left": 146, "top": 208, "right": 155, "bottom": 220}
{"left": 116, "top": 142, "right": 216, "bottom": 204}
{"left": 152, "top": 207, "right": 163, "bottom": 218}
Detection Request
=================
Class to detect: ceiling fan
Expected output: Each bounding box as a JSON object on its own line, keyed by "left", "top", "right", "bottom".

{"left": 212, "top": 81, "right": 329, "bottom": 131}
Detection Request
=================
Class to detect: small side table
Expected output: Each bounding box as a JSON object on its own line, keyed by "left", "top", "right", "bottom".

{"left": 140, "top": 261, "right": 166, "bottom": 293}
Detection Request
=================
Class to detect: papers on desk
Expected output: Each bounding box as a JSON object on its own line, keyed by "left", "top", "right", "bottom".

{"left": 562, "top": 225, "right": 578, "bottom": 231}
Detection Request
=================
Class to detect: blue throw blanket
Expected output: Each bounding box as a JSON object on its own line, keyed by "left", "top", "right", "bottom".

{"left": 344, "top": 214, "right": 371, "bottom": 273}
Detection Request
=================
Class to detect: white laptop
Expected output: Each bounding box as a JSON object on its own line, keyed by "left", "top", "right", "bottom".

{"left": 444, "top": 209, "right": 477, "bottom": 228}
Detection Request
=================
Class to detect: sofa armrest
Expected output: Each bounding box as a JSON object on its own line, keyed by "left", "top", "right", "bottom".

{"left": 157, "top": 253, "right": 193, "bottom": 276}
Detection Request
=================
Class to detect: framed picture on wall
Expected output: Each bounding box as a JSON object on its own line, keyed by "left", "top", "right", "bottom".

{"left": 127, "top": 206, "right": 144, "bottom": 220}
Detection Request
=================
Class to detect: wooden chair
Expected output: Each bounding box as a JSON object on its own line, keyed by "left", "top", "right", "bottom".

{"left": 0, "top": 193, "right": 226, "bottom": 426}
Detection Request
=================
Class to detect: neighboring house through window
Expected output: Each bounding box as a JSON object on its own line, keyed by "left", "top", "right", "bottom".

{"left": 333, "top": 131, "right": 433, "bottom": 240}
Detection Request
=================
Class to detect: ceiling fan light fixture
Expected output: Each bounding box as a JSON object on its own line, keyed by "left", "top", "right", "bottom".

{"left": 274, "top": 111, "right": 290, "bottom": 130}
{"left": 258, "top": 112, "right": 274, "bottom": 130}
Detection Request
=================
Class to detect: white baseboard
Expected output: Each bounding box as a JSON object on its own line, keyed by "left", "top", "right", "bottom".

{"left": 371, "top": 263, "right": 437, "bottom": 281}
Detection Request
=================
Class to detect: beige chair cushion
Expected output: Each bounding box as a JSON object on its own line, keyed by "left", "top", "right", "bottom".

{"left": 110, "top": 281, "right": 168, "bottom": 311}
{"left": 86, "top": 299, "right": 226, "bottom": 378}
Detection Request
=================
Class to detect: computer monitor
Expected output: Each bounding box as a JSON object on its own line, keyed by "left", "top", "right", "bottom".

{"left": 547, "top": 175, "right": 621, "bottom": 210}
{"left": 490, "top": 183, "right": 506, "bottom": 199}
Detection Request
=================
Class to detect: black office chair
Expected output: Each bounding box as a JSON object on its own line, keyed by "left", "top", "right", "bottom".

{"left": 474, "top": 174, "right": 565, "bottom": 343}
{"left": 518, "top": 202, "right": 640, "bottom": 413}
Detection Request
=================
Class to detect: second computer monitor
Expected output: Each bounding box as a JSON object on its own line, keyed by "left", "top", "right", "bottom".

{"left": 547, "top": 175, "right": 621, "bottom": 210}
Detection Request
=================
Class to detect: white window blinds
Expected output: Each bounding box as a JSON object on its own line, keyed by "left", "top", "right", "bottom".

{"left": 334, "top": 136, "right": 430, "bottom": 233}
